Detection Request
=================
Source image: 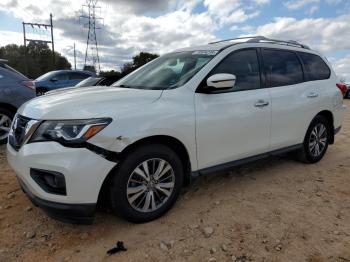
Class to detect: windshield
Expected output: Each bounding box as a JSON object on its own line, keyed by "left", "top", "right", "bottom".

{"left": 36, "top": 71, "right": 56, "bottom": 81}
{"left": 75, "top": 77, "right": 102, "bottom": 87}
{"left": 113, "top": 51, "right": 218, "bottom": 90}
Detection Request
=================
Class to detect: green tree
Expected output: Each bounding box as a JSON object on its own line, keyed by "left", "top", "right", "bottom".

{"left": 99, "top": 70, "right": 121, "bottom": 78}
{"left": 0, "top": 42, "right": 71, "bottom": 79}
{"left": 121, "top": 52, "right": 159, "bottom": 76}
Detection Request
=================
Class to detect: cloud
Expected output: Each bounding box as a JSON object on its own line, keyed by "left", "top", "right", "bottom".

{"left": 103, "top": 0, "right": 175, "bottom": 14}
{"left": 252, "top": 15, "right": 350, "bottom": 54}
{"left": 253, "top": 0, "right": 270, "bottom": 4}
{"left": 203, "top": 0, "right": 263, "bottom": 26}
{"left": 284, "top": 0, "right": 319, "bottom": 10}
{"left": 2, "top": 0, "right": 347, "bottom": 77}
{"left": 326, "top": 0, "right": 344, "bottom": 5}
{"left": 308, "top": 5, "right": 319, "bottom": 15}
{"left": 331, "top": 55, "right": 350, "bottom": 81}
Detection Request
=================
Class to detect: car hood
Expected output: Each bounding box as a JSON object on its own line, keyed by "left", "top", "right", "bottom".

{"left": 18, "top": 86, "right": 163, "bottom": 120}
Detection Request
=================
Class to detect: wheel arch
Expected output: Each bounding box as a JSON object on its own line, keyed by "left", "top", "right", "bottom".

{"left": 97, "top": 135, "right": 193, "bottom": 207}
{"left": 0, "top": 102, "right": 17, "bottom": 114}
{"left": 315, "top": 110, "right": 334, "bottom": 144}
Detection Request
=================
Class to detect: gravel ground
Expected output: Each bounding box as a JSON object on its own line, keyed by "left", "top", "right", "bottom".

{"left": 0, "top": 101, "right": 349, "bottom": 262}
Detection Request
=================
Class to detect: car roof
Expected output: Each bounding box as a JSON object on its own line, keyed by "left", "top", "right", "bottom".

{"left": 174, "top": 36, "right": 319, "bottom": 55}
{"left": 50, "top": 70, "right": 94, "bottom": 75}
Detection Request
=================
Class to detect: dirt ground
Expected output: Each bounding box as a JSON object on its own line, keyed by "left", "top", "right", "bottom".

{"left": 0, "top": 101, "right": 349, "bottom": 262}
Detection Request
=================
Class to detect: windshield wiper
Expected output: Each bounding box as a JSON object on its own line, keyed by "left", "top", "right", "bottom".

{"left": 114, "top": 84, "right": 131, "bottom": 88}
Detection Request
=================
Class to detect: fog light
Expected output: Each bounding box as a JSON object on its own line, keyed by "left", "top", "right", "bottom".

{"left": 30, "top": 168, "right": 66, "bottom": 195}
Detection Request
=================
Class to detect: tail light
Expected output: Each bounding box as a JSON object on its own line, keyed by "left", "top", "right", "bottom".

{"left": 336, "top": 83, "right": 347, "bottom": 97}
{"left": 22, "top": 80, "right": 35, "bottom": 90}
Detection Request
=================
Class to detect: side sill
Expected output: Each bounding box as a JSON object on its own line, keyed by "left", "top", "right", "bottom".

{"left": 193, "top": 144, "right": 302, "bottom": 177}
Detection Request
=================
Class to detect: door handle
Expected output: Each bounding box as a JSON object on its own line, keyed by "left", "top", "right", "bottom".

{"left": 254, "top": 100, "right": 269, "bottom": 107}
{"left": 307, "top": 92, "right": 319, "bottom": 98}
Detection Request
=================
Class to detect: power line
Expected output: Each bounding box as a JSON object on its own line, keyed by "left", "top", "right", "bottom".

{"left": 79, "top": 0, "right": 103, "bottom": 73}
{"left": 22, "top": 13, "right": 55, "bottom": 75}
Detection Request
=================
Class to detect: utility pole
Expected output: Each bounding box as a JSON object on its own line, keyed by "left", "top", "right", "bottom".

{"left": 73, "top": 43, "right": 76, "bottom": 70}
{"left": 50, "top": 13, "right": 55, "bottom": 66}
{"left": 22, "top": 14, "right": 55, "bottom": 74}
{"left": 79, "top": 0, "right": 103, "bottom": 73}
{"left": 22, "top": 22, "right": 28, "bottom": 75}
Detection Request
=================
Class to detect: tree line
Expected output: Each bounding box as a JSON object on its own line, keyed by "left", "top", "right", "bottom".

{"left": 0, "top": 42, "right": 158, "bottom": 80}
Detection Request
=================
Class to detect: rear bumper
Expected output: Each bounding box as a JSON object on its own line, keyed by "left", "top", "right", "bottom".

{"left": 18, "top": 178, "right": 95, "bottom": 224}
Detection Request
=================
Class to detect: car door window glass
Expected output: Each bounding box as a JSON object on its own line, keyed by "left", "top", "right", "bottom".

{"left": 209, "top": 49, "right": 260, "bottom": 92}
{"left": 262, "top": 49, "right": 303, "bottom": 87}
{"left": 69, "top": 72, "right": 89, "bottom": 80}
{"left": 54, "top": 73, "right": 69, "bottom": 81}
{"left": 298, "top": 52, "right": 330, "bottom": 81}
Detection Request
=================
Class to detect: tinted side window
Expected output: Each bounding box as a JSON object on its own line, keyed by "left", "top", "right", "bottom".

{"left": 55, "top": 73, "right": 69, "bottom": 80}
{"left": 262, "top": 49, "right": 303, "bottom": 87}
{"left": 298, "top": 52, "right": 330, "bottom": 81}
{"left": 209, "top": 49, "right": 260, "bottom": 92}
{"left": 69, "top": 72, "right": 89, "bottom": 80}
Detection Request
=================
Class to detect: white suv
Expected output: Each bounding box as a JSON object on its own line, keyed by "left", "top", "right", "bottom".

{"left": 7, "top": 37, "right": 346, "bottom": 224}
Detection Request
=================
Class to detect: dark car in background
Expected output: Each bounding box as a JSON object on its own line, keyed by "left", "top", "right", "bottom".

{"left": 345, "top": 83, "right": 350, "bottom": 98}
{"left": 75, "top": 75, "right": 121, "bottom": 87}
{"left": 0, "top": 59, "right": 36, "bottom": 144}
{"left": 35, "top": 70, "right": 95, "bottom": 95}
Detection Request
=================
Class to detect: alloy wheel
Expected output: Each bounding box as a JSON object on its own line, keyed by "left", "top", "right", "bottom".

{"left": 0, "top": 114, "right": 12, "bottom": 140}
{"left": 308, "top": 123, "right": 327, "bottom": 157}
{"left": 126, "top": 158, "right": 175, "bottom": 213}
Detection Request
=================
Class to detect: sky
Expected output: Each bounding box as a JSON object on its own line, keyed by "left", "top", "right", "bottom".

{"left": 0, "top": 0, "right": 350, "bottom": 80}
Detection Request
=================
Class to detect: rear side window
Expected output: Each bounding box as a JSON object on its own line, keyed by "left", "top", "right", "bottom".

{"left": 262, "top": 49, "right": 303, "bottom": 87}
{"left": 209, "top": 49, "right": 260, "bottom": 92}
{"left": 298, "top": 52, "right": 330, "bottom": 81}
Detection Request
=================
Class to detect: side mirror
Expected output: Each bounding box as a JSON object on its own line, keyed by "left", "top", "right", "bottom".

{"left": 50, "top": 77, "right": 58, "bottom": 82}
{"left": 207, "top": 73, "right": 236, "bottom": 89}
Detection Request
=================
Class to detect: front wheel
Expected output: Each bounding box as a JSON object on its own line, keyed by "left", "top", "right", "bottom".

{"left": 297, "top": 115, "right": 330, "bottom": 163}
{"left": 109, "top": 144, "right": 184, "bottom": 223}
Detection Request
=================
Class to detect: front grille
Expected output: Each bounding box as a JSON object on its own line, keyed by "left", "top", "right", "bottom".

{"left": 9, "top": 115, "right": 32, "bottom": 151}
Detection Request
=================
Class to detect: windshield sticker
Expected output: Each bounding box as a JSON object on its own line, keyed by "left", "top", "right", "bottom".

{"left": 192, "top": 50, "right": 218, "bottom": 56}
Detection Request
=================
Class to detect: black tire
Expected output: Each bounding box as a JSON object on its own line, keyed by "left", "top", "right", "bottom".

{"left": 345, "top": 90, "right": 349, "bottom": 99}
{"left": 0, "top": 107, "right": 15, "bottom": 145}
{"left": 297, "top": 115, "right": 330, "bottom": 163}
{"left": 36, "top": 88, "right": 47, "bottom": 96}
{"left": 109, "top": 144, "right": 184, "bottom": 223}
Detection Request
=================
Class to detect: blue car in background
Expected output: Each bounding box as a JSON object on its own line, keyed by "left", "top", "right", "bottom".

{"left": 35, "top": 70, "right": 95, "bottom": 95}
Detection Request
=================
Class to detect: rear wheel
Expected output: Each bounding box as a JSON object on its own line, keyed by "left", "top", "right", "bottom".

{"left": 0, "top": 108, "right": 14, "bottom": 144}
{"left": 297, "top": 115, "right": 330, "bottom": 163}
{"left": 109, "top": 144, "right": 184, "bottom": 223}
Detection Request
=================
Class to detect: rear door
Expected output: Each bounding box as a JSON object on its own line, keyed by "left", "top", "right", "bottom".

{"left": 195, "top": 48, "right": 271, "bottom": 170}
{"left": 263, "top": 49, "right": 323, "bottom": 150}
{"left": 51, "top": 73, "right": 69, "bottom": 89}
{"left": 68, "top": 72, "right": 90, "bottom": 86}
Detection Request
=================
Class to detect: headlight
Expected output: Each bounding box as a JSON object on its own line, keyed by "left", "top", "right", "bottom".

{"left": 29, "top": 118, "right": 112, "bottom": 146}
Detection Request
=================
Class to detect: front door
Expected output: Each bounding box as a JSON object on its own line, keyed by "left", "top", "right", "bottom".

{"left": 195, "top": 49, "right": 271, "bottom": 170}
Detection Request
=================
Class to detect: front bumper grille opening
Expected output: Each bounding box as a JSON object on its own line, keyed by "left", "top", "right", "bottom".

{"left": 9, "top": 115, "right": 39, "bottom": 151}
{"left": 9, "top": 115, "right": 31, "bottom": 150}
{"left": 30, "top": 168, "right": 67, "bottom": 196}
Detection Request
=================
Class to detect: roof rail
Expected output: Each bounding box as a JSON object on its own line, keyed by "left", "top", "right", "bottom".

{"left": 209, "top": 36, "right": 310, "bottom": 50}
{"left": 0, "top": 59, "right": 9, "bottom": 64}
